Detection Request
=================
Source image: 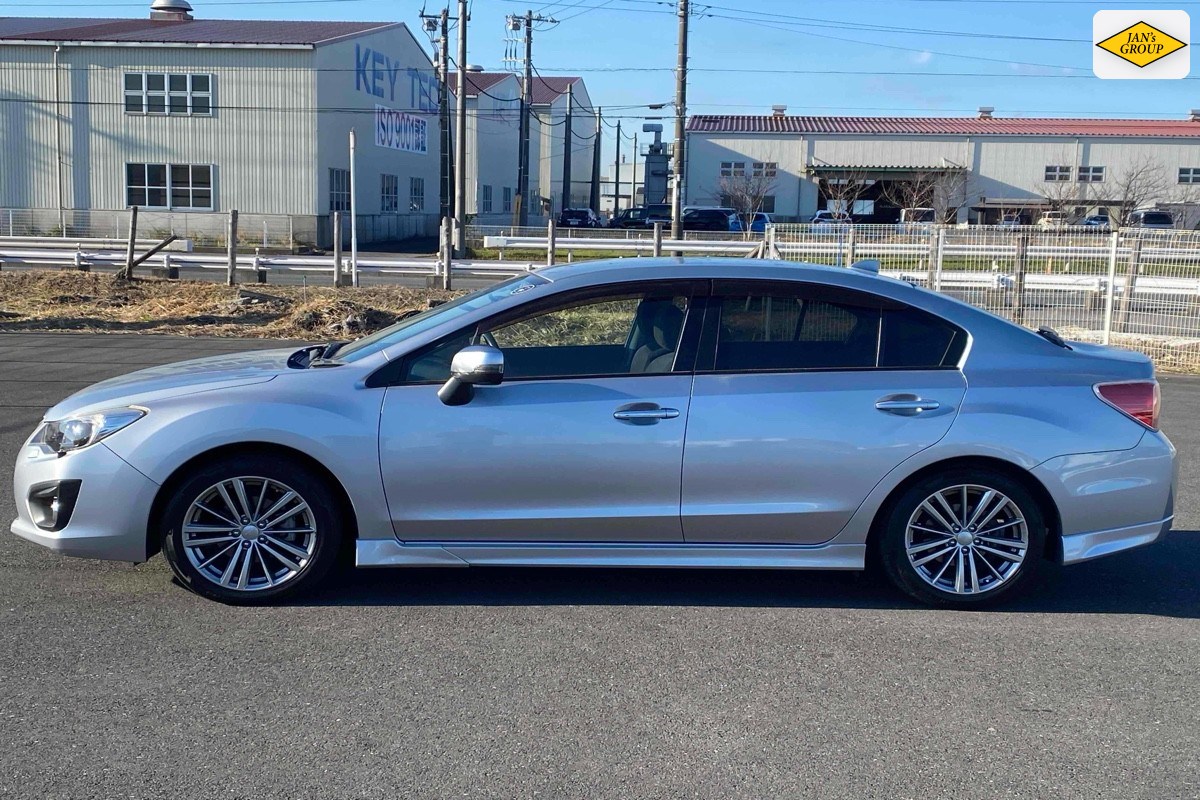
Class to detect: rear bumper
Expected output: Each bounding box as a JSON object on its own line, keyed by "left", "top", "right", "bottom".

{"left": 1032, "top": 429, "right": 1177, "bottom": 566}
{"left": 1060, "top": 515, "right": 1173, "bottom": 565}
{"left": 10, "top": 441, "right": 159, "bottom": 562}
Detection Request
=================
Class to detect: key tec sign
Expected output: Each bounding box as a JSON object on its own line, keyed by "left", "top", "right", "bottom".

{"left": 355, "top": 44, "right": 438, "bottom": 114}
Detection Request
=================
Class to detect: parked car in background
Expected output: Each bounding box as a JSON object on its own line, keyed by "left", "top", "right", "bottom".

{"left": 609, "top": 208, "right": 648, "bottom": 229}
{"left": 644, "top": 204, "right": 672, "bottom": 227}
{"left": 899, "top": 207, "right": 936, "bottom": 234}
{"left": 682, "top": 208, "right": 737, "bottom": 232}
{"left": 731, "top": 212, "right": 772, "bottom": 233}
{"left": 811, "top": 210, "right": 852, "bottom": 226}
{"left": 1036, "top": 211, "right": 1068, "bottom": 228}
{"left": 1128, "top": 209, "right": 1175, "bottom": 230}
{"left": 1080, "top": 215, "right": 1111, "bottom": 232}
{"left": 998, "top": 213, "right": 1024, "bottom": 229}
{"left": 12, "top": 258, "right": 1176, "bottom": 608}
{"left": 557, "top": 208, "right": 601, "bottom": 229}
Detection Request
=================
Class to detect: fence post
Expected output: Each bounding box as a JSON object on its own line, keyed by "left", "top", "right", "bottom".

{"left": 121, "top": 206, "right": 138, "bottom": 280}
{"left": 226, "top": 209, "right": 239, "bottom": 287}
{"left": 254, "top": 248, "right": 267, "bottom": 284}
{"left": 1012, "top": 233, "right": 1029, "bottom": 325}
{"left": 1102, "top": 230, "right": 1119, "bottom": 345}
{"left": 441, "top": 218, "right": 454, "bottom": 291}
{"left": 332, "top": 211, "right": 343, "bottom": 287}
{"left": 164, "top": 252, "right": 178, "bottom": 280}
{"left": 932, "top": 228, "right": 946, "bottom": 291}
{"left": 653, "top": 221, "right": 663, "bottom": 258}
{"left": 845, "top": 226, "right": 857, "bottom": 266}
{"left": 1115, "top": 235, "right": 1143, "bottom": 333}
{"left": 547, "top": 219, "right": 557, "bottom": 266}
{"left": 74, "top": 245, "right": 88, "bottom": 272}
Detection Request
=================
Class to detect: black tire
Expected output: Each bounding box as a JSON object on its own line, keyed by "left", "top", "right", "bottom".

{"left": 877, "top": 468, "right": 1046, "bottom": 608}
{"left": 161, "top": 453, "right": 344, "bottom": 605}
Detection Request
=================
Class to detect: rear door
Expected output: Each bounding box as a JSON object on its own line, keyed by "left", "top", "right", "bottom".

{"left": 681, "top": 280, "right": 968, "bottom": 544}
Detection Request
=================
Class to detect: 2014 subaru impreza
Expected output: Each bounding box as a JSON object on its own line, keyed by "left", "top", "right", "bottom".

{"left": 10, "top": 258, "right": 1176, "bottom": 606}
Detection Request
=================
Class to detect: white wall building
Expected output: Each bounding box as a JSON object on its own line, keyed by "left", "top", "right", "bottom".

{"left": 0, "top": 2, "right": 441, "bottom": 246}
{"left": 685, "top": 110, "right": 1200, "bottom": 225}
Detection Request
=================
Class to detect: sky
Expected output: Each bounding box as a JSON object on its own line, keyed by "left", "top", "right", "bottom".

{"left": 5, "top": 0, "right": 1200, "bottom": 161}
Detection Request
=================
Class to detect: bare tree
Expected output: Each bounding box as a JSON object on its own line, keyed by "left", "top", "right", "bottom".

{"left": 932, "top": 169, "right": 972, "bottom": 224}
{"left": 1102, "top": 153, "right": 1168, "bottom": 226}
{"left": 817, "top": 168, "right": 873, "bottom": 220}
{"left": 880, "top": 168, "right": 973, "bottom": 224}
{"left": 717, "top": 171, "right": 777, "bottom": 234}
{"left": 879, "top": 171, "right": 939, "bottom": 214}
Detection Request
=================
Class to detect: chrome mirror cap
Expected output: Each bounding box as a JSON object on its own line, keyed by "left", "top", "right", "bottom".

{"left": 450, "top": 345, "right": 504, "bottom": 386}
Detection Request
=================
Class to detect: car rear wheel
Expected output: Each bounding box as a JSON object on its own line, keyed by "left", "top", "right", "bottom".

{"left": 878, "top": 469, "right": 1045, "bottom": 607}
{"left": 161, "top": 454, "right": 343, "bottom": 605}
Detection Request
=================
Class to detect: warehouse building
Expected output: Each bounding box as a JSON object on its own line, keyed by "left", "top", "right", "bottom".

{"left": 685, "top": 109, "right": 1200, "bottom": 226}
{"left": 0, "top": 1, "right": 442, "bottom": 246}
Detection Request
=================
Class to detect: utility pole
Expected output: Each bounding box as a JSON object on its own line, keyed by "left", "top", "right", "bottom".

{"left": 437, "top": 9, "right": 451, "bottom": 222}
{"left": 453, "top": 0, "right": 468, "bottom": 256}
{"left": 632, "top": 131, "right": 639, "bottom": 208}
{"left": 613, "top": 119, "right": 622, "bottom": 215}
{"left": 670, "top": 0, "right": 689, "bottom": 240}
{"left": 589, "top": 107, "right": 602, "bottom": 214}
{"left": 561, "top": 81, "right": 573, "bottom": 212}
{"left": 508, "top": 10, "right": 556, "bottom": 227}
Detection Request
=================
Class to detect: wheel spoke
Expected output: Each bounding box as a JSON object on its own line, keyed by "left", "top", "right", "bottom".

{"left": 933, "top": 492, "right": 961, "bottom": 530}
{"left": 236, "top": 545, "right": 254, "bottom": 590}
{"left": 919, "top": 500, "right": 958, "bottom": 533}
{"left": 912, "top": 545, "right": 957, "bottom": 568}
{"left": 960, "top": 486, "right": 969, "bottom": 526}
{"left": 219, "top": 546, "right": 244, "bottom": 586}
{"left": 907, "top": 537, "right": 953, "bottom": 555}
{"left": 215, "top": 482, "right": 244, "bottom": 521}
{"left": 910, "top": 524, "right": 952, "bottom": 537}
{"left": 186, "top": 535, "right": 239, "bottom": 547}
{"left": 255, "top": 491, "right": 298, "bottom": 527}
{"left": 964, "top": 489, "right": 998, "bottom": 530}
{"left": 975, "top": 543, "right": 1023, "bottom": 562}
{"left": 931, "top": 553, "right": 956, "bottom": 584}
{"left": 977, "top": 519, "right": 1023, "bottom": 536}
{"left": 259, "top": 540, "right": 304, "bottom": 572}
{"left": 197, "top": 541, "right": 238, "bottom": 570}
{"left": 976, "top": 535, "right": 1026, "bottom": 550}
{"left": 968, "top": 550, "right": 981, "bottom": 593}
{"left": 974, "top": 549, "right": 1006, "bottom": 581}
{"left": 259, "top": 502, "right": 311, "bottom": 533}
{"left": 194, "top": 502, "right": 239, "bottom": 528}
{"left": 252, "top": 479, "right": 268, "bottom": 520}
{"left": 953, "top": 549, "right": 966, "bottom": 593}
{"left": 255, "top": 546, "right": 276, "bottom": 588}
{"left": 261, "top": 533, "right": 310, "bottom": 561}
{"left": 231, "top": 479, "right": 253, "bottom": 521}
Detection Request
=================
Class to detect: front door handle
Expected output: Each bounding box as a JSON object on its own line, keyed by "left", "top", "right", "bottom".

{"left": 613, "top": 405, "right": 680, "bottom": 424}
{"left": 875, "top": 396, "right": 941, "bottom": 415}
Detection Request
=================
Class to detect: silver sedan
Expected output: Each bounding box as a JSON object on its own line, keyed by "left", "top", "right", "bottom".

{"left": 10, "top": 258, "right": 1177, "bottom": 607}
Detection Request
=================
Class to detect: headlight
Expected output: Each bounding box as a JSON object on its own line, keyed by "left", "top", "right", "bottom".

{"left": 39, "top": 407, "right": 146, "bottom": 454}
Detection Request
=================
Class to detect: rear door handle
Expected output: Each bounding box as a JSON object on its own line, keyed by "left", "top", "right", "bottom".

{"left": 613, "top": 406, "right": 680, "bottom": 424}
{"left": 875, "top": 396, "right": 941, "bottom": 415}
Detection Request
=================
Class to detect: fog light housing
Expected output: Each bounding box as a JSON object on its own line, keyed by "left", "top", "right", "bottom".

{"left": 28, "top": 480, "right": 82, "bottom": 532}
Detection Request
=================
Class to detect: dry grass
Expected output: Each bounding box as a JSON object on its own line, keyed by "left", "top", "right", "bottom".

{"left": 0, "top": 271, "right": 460, "bottom": 339}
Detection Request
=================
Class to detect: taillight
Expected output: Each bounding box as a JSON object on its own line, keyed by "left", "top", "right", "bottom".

{"left": 1095, "top": 381, "right": 1160, "bottom": 430}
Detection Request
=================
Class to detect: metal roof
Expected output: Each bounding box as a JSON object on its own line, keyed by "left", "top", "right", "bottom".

{"left": 688, "top": 114, "right": 1200, "bottom": 139}
{"left": 445, "top": 72, "right": 514, "bottom": 97}
{"left": 0, "top": 16, "right": 399, "bottom": 45}
{"left": 530, "top": 76, "right": 582, "bottom": 105}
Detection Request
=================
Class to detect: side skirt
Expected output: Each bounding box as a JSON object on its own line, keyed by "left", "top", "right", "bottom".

{"left": 355, "top": 539, "right": 866, "bottom": 570}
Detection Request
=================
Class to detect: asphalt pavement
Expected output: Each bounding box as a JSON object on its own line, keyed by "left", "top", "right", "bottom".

{"left": 0, "top": 333, "right": 1197, "bottom": 799}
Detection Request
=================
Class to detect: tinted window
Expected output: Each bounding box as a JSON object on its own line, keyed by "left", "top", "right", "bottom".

{"left": 1141, "top": 212, "right": 1173, "bottom": 225}
{"left": 711, "top": 287, "right": 964, "bottom": 372}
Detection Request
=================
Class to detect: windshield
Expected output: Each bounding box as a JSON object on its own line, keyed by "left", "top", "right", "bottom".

{"left": 1142, "top": 212, "right": 1173, "bottom": 225}
{"left": 334, "top": 273, "right": 550, "bottom": 363}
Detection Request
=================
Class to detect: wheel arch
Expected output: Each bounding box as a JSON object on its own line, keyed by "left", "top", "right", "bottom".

{"left": 865, "top": 455, "right": 1063, "bottom": 565}
{"left": 145, "top": 441, "right": 360, "bottom": 560}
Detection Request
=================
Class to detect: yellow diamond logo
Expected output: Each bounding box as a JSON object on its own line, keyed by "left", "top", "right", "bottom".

{"left": 1096, "top": 21, "right": 1187, "bottom": 68}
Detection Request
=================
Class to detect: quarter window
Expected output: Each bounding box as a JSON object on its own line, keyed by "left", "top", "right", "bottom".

{"left": 1044, "top": 165, "right": 1071, "bottom": 182}
{"left": 126, "top": 163, "right": 212, "bottom": 209}
{"left": 1077, "top": 166, "right": 1105, "bottom": 183}
{"left": 124, "top": 72, "right": 212, "bottom": 116}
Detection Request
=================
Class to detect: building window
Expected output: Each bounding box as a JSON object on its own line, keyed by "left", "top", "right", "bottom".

{"left": 503, "top": 187, "right": 513, "bottom": 213}
{"left": 410, "top": 177, "right": 425, "bottom": 212}
{"left": 126, "top": 163, "right": 212, "bottom": 210}
{"left": 1044, "top": 165, "right": 1071, "bottom": 182}
{"left": 329, "top": 168, "right": 350, "bottom": 212}
{"left": 480, "top": 184, "right": 493, "bottom": 214}
{"left": 124, "top": 73, "right": 212, "bottom": 116}
{"left": 720, "top": 161, "right": 747, "bottom": 178}
{"left": 1180, "top": 167, "right": 1200, "bottom": 184}
{"left": 381, "top": 174, "right": 399, "bottom": 213}
{"left": 752, "top": 162, "right": 778, "bottom": 178}
{"left": 1077, "top": 166, "right": 1105, "bottom": 183}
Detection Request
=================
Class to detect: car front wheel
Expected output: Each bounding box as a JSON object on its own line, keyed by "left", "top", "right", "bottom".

{"left": 878, "top": 469, "right": 1045, "bottom": 607}
{"left": 161, "top": 454, "right": 344, "bottom": 604}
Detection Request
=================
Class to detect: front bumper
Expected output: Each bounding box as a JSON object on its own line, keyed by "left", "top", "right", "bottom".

{"left": 1033, "top": 429, "right": 1178, "bottom": 566}
{"left": 10, "top": 441, "right": 160, "bottom": 562}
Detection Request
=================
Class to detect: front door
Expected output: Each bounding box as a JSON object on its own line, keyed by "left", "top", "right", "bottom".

{"left": 379, "top": 282, "right": 703, "bottom": 543}
{"left": 682, "top": 280, "right": 969, "bottom": 544}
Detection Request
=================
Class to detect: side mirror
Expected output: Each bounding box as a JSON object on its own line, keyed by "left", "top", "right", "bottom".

{"left": 438, "top": 345, "right": 504, "bottom": 406}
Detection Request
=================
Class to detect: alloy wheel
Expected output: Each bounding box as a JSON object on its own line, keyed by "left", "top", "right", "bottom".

{"left": 904, "top": 484, "right": 1029, "bottom": 596}
{"left": 181, "top": 477, "right": 318, "bottom": 593}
